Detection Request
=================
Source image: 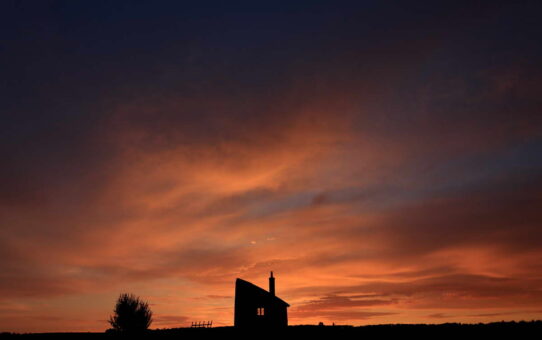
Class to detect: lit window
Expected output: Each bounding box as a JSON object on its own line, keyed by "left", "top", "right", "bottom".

{"left": 257, "top": 307, "right": 265, "bottom": 316}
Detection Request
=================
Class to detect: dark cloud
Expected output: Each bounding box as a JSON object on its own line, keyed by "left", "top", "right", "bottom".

{"left": 295, "top": 294, "right": 395, "bottom": 311}
{"left": 292, "top": 309, "right": 398, "bottom": 322}
{"left": 373, "top": 174, "right": 542, "bottom": 256}
{"left": 287, "top": 273, "right": 542, "bottom": 311}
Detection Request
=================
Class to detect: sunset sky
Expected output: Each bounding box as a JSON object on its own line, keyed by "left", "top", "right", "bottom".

{"left": 1, "top": 0, "right": 542, "bottom": 332}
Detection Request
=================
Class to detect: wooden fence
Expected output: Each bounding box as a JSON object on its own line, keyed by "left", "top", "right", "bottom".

{"left": 191, "top": 321, "right": 213, "bottom": 328}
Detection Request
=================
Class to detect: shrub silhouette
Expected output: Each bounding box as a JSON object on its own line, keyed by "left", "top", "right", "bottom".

{"left": 109, "top": 293, "right": 153, "bottom": 334}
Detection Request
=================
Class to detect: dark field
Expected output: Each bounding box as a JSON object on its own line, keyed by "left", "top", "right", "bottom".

{"left": 2, "top": 321, "right": 541, "bottom": 339}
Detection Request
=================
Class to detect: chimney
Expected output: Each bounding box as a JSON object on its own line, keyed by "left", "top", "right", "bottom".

{"left": 269, "top": 271, "right": 275, "bottom": 296}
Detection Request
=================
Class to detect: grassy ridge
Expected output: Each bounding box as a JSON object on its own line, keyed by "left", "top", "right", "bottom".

{"left": 2, "top": 321, "right": 541, "bottom": 338}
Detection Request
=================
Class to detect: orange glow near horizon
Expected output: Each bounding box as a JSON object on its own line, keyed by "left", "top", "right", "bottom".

{"left": 2, "top": 97, "right": 542, "bottom": 332}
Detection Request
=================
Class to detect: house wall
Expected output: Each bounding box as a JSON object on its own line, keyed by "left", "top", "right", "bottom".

{"left": 234, "top": 279, "right": 288, "bottom": 328}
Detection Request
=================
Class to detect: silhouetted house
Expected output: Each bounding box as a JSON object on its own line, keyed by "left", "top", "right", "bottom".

{"left": 234, "top": 272, "right": 289, "bottom": 328}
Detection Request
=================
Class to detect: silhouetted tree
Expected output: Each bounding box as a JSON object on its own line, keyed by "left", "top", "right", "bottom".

{"left": 109, "top": 293, "right": 153, "bottom": 334}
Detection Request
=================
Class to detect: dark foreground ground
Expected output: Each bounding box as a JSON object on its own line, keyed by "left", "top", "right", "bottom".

{"left": 2, "top": 321, "right": 541, "bottom": 339}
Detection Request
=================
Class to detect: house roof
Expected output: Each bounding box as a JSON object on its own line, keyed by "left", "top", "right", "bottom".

{"left": 236, "top": 278, "right": 290, "bottom": 307}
